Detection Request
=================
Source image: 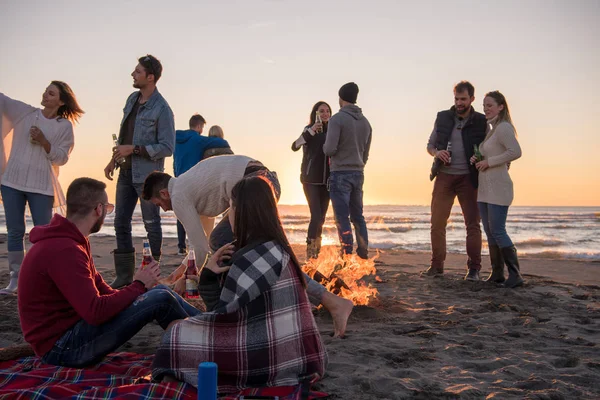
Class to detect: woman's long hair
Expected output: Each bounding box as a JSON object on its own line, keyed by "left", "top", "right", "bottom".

{"left": 308, "top": 101, "right": 332, "bottom": 126}
{"left": 485, "top": 90, "right": 516, "bottom": 134}
{"left": 230, "top": 176, "right": 306, "bottom": 287}
{"left": 51, "top": 80, "right": 84, "bottom": 123}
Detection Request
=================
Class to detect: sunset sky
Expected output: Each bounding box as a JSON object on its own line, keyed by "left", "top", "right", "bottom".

{"left": 1, "top": 0, "right": 598, "bottom": 206}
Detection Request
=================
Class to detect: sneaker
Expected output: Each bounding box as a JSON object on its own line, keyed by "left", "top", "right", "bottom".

{"left": 177, "top": 248, "right": 188, "bottom": 256}
{"left": 420, "top": 266, "right": 443, "bottom": 277}
{"left": 464, "top": 269, "right": 481, "bottom": 281}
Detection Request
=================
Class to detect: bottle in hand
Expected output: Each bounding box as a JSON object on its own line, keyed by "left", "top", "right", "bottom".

{"left": 29, "top": 113, "right": 40, "bottom": 145}
{"left": 185, "top": 247, "right": 199, "bottom": 299}
{"left": 141, "top": 239, "right": 153, "bottom": 269}
{"left": 112, "top": 134, "right": 127, "bottom": 165}
{"left": 473, "top": 144, "right": 483, "bottom": 163}
{"left": 445, "top": 141, "right": 452, "bottom": 166}
{"left": 315, "top": 110, "right": 323, "bottom": 133}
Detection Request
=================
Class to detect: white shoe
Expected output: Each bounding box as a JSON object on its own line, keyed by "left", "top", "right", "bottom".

{"left": 0, "top": 278, "right": 18, "bottom": 295}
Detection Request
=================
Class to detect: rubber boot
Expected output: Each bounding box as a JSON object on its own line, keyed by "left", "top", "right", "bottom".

{"left": 315, "top": 237, "right": 322, "bottom": 257}
{"left": 484, "top": 245, "right": 506, "bottom": 283}
{"left": 0, "top": 251, "right": 25, "bottom": 295}
{"left": 501, "top": 246, "right": 524, "bottom": 288}
{"left": 110, "top": 248, "right": 136, "bottom": 289}
{"left": 306, "top": 238, "right": 319, "bottom": 259}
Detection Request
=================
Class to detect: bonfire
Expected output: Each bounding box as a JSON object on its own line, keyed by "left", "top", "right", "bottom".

{"left": 302, "top": 245, "right": 379, "bottom": 306}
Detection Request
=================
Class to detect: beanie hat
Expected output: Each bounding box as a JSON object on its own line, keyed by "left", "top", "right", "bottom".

{"left": 338, "top": 82, "right": 359, "bottom": 104}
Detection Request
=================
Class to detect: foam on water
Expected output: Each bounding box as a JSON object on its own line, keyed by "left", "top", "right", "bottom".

{"left": 2, "top": 205, "right": 598, "bottom": 261}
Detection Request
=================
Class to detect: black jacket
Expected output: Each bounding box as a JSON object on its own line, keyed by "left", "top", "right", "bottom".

{"left": 430, "top": 106, "right": 487, "bottom": 188}
{"left": 291, "top": 125, "right": 330, "bottom": 185}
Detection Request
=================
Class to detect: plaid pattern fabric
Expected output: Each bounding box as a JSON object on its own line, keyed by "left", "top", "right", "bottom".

{"left": 152, "top": 240, "right": 327, "bottom": 394}
{"left": 0, "top": 352, "right": 196, "bottom": 400}
{"left": 0, "top": 352, "right": 328, "bottom": 399}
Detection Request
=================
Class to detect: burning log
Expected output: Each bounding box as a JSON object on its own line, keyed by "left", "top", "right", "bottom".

{"left": 302, "top": 246, "right": 379, "bottom": 305}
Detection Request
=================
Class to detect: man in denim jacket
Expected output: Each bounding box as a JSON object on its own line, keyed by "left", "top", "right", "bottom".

{"left": 104, "top": 55, "right": 175, "bottom": 288}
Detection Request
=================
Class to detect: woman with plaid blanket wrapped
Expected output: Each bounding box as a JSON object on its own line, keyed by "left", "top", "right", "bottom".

{"left": 152, "top": 175, "right": 327, "bottom": 392}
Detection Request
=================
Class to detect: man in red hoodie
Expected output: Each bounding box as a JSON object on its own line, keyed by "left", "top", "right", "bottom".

{"left": 18, "top": 177, "right": 200, "bottom": 367}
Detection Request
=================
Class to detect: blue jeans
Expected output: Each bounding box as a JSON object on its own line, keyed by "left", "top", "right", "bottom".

{"left": 328, "top": 171, "right": 369, "bottom": 259}
{"left": 114, "top": 169, "right": 162, "bottom": 258}
{"left": 1, "top": 185, "right": 54, "bottom": 252}
{"left": 177, "top": 220, "right": 187, "bottom": 250}
{"left": 42, "top": 285, "right": 200, "bottom": 367}
{"left": 478, "top": 202, "right": 513, "bottom": 248}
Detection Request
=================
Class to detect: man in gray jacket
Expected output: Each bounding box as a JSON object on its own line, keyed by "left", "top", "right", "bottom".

{"left": 323, "top": 82, "right": 372, "bottom": 259}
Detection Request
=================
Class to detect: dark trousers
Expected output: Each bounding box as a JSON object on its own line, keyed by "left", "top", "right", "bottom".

{"left": 114, "top": 169, "right": 162, "bottom": 258}
{"left": 430, "top": 173, "right": 481, "bottom": 271}
{"left": 177, "top": 220, "right": 187, "bottom": 250}
{"left": 303, "top": 183, "right": 330, "bottom": 240}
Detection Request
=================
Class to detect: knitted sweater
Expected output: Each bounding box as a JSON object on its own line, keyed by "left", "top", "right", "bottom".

{"left": 0, "top": 93, "right": 74, "bottom": 198}
{"left": 477, "top": 121, "right": 522, "bottom": 206}
{"left": 168, "top": 155, "right": 254, "bottom": 266}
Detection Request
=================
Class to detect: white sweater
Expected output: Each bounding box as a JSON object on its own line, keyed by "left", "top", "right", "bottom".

{"left": 477, "top": 121, "right": 522, "bottom": 206}
{"left": 0, "top": 93, "right": 74, "bottom": 198}
{"left": 168, "top": 154, "right": 255, "bottom": 266}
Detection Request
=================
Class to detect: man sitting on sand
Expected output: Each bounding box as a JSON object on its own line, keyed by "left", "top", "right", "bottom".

{"left": 18, "top": 178, "right": 200, "bottom": 367}
{"left": 142, "top": 154, "right": 354, "bottom": 337}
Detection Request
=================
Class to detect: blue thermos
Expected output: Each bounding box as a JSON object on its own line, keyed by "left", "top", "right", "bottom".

{"left": 197, "top": 362, "right": 218, "bottom": 400}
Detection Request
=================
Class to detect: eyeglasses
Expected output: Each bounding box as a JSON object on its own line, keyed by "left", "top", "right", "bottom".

{"left": 101, "top": 203, "right": 115, "bottom": 215}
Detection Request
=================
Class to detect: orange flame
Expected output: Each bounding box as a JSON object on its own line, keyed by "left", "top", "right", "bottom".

{"left": 302, "top": 246, "right": 379, "bottom": 306}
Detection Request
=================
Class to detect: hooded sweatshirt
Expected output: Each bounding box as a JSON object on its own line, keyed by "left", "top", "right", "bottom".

{"left": 173, "top": 129, "right": 230, "bottom": 176}
{"left": 18, "top": 214, "right": 146, "bottom": 357}
{"left": 323, "top": 104, "right": 372, "bottom": 172}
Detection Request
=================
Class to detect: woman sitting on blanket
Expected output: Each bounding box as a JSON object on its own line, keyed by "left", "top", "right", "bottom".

{"left": 152, "top": 175, "right": 327, "bottom": 393}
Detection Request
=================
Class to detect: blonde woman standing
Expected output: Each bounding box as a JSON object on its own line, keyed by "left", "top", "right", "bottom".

{"left": 471, "top": 91, "right": 522, "bottom": 288}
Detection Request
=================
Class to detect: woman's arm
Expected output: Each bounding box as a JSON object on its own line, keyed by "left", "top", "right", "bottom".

{"left": 487, "top": 123, "right": 522, "bottom": 168}
{"left": 44, "top": 122, "right": 74, "bottom": 166}
{"left": 0, "top": 92, "right": 36, "bottom": 128}
{"left": 291, "top": 126, "right": 319, "bottom": 151}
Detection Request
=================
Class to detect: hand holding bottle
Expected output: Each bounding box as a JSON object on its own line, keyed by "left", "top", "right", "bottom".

{"left": 133, "top": 260, "right": 161, "bottom": 289}
{"left": 29, "top": 126, "right": 48, "bottom": 146}
{"left": 435, "top": 149, "right": 451, "bottom": 164}
{"left": 310, "top": 122, "right": 322, "bottom": 135}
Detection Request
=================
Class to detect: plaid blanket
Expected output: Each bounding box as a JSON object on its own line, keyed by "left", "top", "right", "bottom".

{"left": 0, "top": 352, "right": 196, "bottom": 400}
{"left": 152, "top": 240, "right": 327, "bottom": 393}
{"left": 0, "top": 352, "right": 329, "bottom": 399}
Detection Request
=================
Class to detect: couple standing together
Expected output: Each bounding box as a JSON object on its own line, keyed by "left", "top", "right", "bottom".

{"left": 292, "top": 82, "right": 372, "bottom": 261}
{"left": 424, "top": 80, "right": 523, "bottom": 288}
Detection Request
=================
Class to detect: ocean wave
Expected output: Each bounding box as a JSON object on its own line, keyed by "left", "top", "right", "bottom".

{"left": 369, "top": 225, "right": 413, "bottom": 233}
{"left": 514, "top": 238, "right": 564, "bottom": 248}
{"left": 368, "top": 241, "right": 401, "bottom": 250}
{"left": 524, "top": 251, "right": 600, "bottom": 261}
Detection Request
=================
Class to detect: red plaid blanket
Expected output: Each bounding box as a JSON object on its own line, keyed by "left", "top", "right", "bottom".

{"left": 0, "top": 352, "right": 328, "bottom": 399}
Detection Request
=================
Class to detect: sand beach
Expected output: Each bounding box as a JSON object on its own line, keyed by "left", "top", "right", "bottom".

{"left": 1, "top": 235, "right": 599, "bottom": 399}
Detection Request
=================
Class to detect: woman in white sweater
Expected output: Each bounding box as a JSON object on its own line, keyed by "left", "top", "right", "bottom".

{"left": 0, "top": 82, "right": 84, "bottom": 295}
{"left": 471, "top": 91, "right": 522, "bottom": 288}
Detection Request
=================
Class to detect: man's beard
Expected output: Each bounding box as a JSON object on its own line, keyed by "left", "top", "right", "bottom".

{"left": 456, "top": 105, "right": 470, "bottom": 115}
{"left": 90, "top": 215, "right": 105, "bottom": 234}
